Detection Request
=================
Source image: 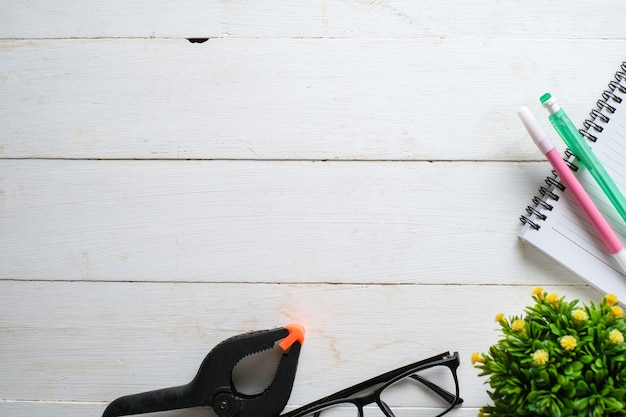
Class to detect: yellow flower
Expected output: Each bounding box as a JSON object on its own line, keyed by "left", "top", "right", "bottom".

{"left": 471, "top": 352, "right": 485, "bottom": 365}
{"left": 478, "top": 412, "right": 486, "bottom": 417}
{"left": 532, "top": 349, "right": 549, "bottom": 365}
{"left": 611, "top": 306, "right": 624, "bottom": 318}
{"left": 609, "top": 329, "right": 624, "bottom": 344}
{"left": 560, "top": 335, "right": 577, "bottom": 351}
{"left": 495, "top": 312, "right": 505, "bottom": 323}
{"left": 605, "top": 294, "right": 619, "bottom": 306}
{"left": 572, "top": 309, "right": 588, "bottom": 322}
{"left": 533, "top": 287, "right": 544, "bottom": 299}
{"left": 511, "top": 319, "right": 526, "bottom": 333}
{"left": 546, "top": 293, "right": 559, "bottom": 307}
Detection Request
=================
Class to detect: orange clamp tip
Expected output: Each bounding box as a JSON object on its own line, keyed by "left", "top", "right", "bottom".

{"left": 279, "top": 324, "right": 305, "bottom": 351}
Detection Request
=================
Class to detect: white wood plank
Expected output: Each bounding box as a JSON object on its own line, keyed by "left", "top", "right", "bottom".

{"left": 2, "top": 3, "right": 623, "bottom": 416}
{"left": 0, "top": 402, "right": 484, "bottom": 417}
{"left": 0, "top": 281, "right": 604, "bottom": 409}
{"left": 1, "top": 38, "right": 622, "bottom": 160}
{"left": 0, "top": 159, "right": 576, "bottom": 284}
{"left": 0, "top": 0, "right": 623, "bottom": 39}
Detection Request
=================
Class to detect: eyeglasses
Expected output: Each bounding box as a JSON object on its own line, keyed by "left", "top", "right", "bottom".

{"left": 281, "top": 351, "right": 462, "bottom": 417}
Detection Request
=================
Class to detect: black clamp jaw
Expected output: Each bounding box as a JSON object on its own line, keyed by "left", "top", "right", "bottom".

{"left": 102, "top": 324, "right": 305, "bottom": 417}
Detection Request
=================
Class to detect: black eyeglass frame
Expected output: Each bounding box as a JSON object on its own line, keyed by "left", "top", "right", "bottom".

{"left": 280, "top": 351, "right": 463, "bottom": 417}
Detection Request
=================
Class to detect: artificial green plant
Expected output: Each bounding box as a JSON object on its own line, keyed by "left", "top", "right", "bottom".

{"left": 473, "top": 288, "right": 626, "bottom": 417}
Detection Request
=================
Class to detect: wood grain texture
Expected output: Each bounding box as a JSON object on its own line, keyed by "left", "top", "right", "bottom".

{"left": 1, "top": 159, "right": 574, "bottom": 284}
{"left": 1, "top": 0, "right": 624, "bottom": 415}
{"left": 0, "top": 281, "right": 602, "bottom": 409}
{"left": 0, "top": 38, "right": 623, "bottom": 160}
{"left": 0, "top": 0, "right": 623, "bottom": 39}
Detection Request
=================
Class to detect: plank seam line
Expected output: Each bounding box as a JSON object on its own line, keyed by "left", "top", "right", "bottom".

{"left": 0, "top": 158, "right": 546, "bottom": 163}
{"left": 0, "top": 279, "right": 587, "bottom": 287}
{"left": 0, "top": 36, "right": 624, "bottom": 41}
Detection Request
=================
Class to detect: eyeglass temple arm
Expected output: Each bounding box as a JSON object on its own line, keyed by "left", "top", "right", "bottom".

{"left": 409, "top": 374, "right": 463, "bottom": 405}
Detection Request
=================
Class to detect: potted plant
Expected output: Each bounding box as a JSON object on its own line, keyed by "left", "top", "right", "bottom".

{"left": 472, "top": 288, "right": 626, "bottom": 417}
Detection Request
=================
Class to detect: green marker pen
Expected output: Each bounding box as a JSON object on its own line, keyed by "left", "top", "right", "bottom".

{"left": 541, "top": 93, "right": 626, "bottom": 223}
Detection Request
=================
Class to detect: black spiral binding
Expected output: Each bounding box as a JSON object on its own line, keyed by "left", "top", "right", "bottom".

{"left": 520, "top": 62, "right": 626, "bottom": 230}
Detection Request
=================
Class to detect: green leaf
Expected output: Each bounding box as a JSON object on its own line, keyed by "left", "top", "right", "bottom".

{"left": 476, "top": 292, "right": 626, "bottom": 417}
{"left": 564, "top": 364, "right": 573, "bottom": 376}
{"left": 550, "top": 323, "right": 563, "bottom": 336}
{"left": 576, "top": 379, "right": 590, "bottom": 395}
{"left": 574, "top": 397, "right": 589, "bottom": 410}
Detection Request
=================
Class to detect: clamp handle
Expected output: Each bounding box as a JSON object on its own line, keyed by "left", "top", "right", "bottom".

{"left": 102, "top": 384, "right": 196, "bottom": 417}
{"left": 102, "top": 325, "right": 304, "bottom": 417}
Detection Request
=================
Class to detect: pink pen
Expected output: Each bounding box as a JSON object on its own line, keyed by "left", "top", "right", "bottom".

{"left": 518, "top": 106, "right": 626, "bottom": 275}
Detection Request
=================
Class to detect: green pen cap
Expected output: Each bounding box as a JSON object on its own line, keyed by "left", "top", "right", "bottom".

{"left": 541, "top": 92, "right": 578, "bottom": 153}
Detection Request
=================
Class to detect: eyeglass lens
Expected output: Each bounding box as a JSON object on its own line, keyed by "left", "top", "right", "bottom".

{"left": 298, "top": 363, "right": 459, "bottom": 417}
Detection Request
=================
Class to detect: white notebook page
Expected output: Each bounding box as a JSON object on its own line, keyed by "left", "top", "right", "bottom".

{"left": 519, "top": 82, "right": 626, "bottom": 300}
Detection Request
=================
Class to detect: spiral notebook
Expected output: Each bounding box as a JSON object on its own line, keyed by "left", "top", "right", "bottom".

{"left": 519, "top": 61, "right": 626, "bottom": 299}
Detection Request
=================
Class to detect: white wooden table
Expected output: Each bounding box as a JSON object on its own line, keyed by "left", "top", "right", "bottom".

{"left": 1, "top": 2, "right": 624, "bottom": 416}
